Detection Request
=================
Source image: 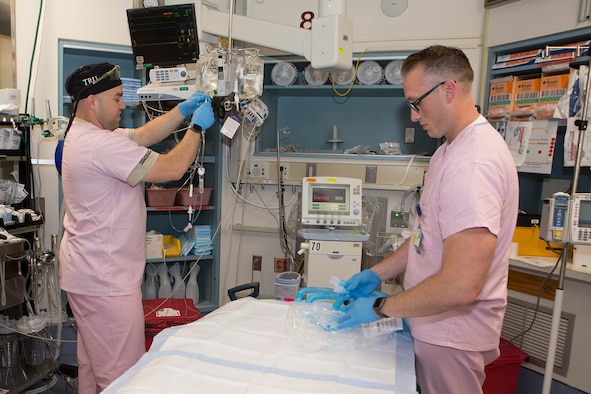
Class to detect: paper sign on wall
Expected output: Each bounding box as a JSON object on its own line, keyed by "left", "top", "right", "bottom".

{"left": 504, "top": 120, "right": 558, "bottom": 174}
{"left": 517, "top": 120, "right": 558, "bottom": 174}
{"left": 505, "top": 121, "right": 532, "bottom": 167}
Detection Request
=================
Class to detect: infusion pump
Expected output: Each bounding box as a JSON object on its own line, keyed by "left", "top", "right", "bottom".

{"left": 540, "top": 192, "right": 591, "bottom": 244}
{"left": 569, "top": 193, "right": 591, "bottom": 243}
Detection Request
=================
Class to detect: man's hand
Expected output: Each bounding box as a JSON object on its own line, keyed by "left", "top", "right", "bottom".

{"left": 344, "top": 269, "right": 382, "bottom": 299}
{"left": 336, "top": 295, "right": 381, "bottom": 329}
{"left": 190, "top": 101, "right": 215, "bottom": 131}
{"left": 178, "top": 92, "right": 209, "bottom": 118}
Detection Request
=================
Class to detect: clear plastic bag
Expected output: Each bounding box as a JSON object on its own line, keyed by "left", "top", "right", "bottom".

{"left": 553, "top": 68, "right": 579, "bottom": 119}
{"left": 0, "top": 180, "right": 27, "bottom": 204}
{"left": 286, "top": 301, "right": 398, "bottom": 352}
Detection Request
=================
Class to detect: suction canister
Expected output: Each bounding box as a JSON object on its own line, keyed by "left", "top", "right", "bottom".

{"left": 275, "top": 272, "right": 301, "bottom": 302}
{"left": 17, "top": 315, "right": 49, "bottom": 366}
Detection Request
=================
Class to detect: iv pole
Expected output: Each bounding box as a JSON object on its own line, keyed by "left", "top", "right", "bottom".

{"left": 541, "top": 45, "right": 591, "bottom": 394}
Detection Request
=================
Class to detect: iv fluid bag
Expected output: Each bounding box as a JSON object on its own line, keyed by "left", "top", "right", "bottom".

{"left": 195, "top": 46, "right": 263, "bottom": 100}
{"left": 237, "top": 53, "right": 263, "bottom": 100}
{"left": 195, "top": 52, "right": 218, "bottom": 96}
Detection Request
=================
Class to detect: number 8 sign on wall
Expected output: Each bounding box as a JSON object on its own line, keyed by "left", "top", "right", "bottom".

{"left": 300, "top": 11, "right": 315, "bottom": 29}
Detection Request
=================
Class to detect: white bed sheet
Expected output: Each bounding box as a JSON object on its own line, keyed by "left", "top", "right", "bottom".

{"left": 103, "top": 297, "right": 416, "bottom": 393}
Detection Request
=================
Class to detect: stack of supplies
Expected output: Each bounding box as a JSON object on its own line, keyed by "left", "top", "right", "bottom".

{"left": 191, "top": 225, "right": 213, "bottom": 256}
{"left": 121, "top": 78, "right": 141, "bottom": 105}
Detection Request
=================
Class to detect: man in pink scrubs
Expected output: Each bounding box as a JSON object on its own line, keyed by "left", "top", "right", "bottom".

{"left": 59, "top": 62, "right": 214, "bottom": 393}
{"left": 337, "top": 46, "right": 519, "bottom": 394}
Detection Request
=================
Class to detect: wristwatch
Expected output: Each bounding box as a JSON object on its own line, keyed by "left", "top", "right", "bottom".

{"left": 190, "top": 124, "right": 202, "bottom": 135}
{"left": 372, "top": 297, "right": 389, "bottom": 319}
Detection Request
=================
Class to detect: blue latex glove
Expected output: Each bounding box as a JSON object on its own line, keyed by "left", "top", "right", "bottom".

{"left": 178, "top": 92, "right": 209, "bottom": 117}
{"left": 335, "top": 294, "right": 381, "bottom": 330}
{"left": 344, "top": 269, "right": 382, "bottom": 299}
{"left": 190, "top": 101, "right": 215, "bottom": 130}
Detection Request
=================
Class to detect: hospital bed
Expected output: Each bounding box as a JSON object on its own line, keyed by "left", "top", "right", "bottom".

{"left": 103, "top": 297, "right": 416, "bottom": 393}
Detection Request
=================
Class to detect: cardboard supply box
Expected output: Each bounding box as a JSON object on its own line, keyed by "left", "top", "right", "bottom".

{"left": 536, "top": 71, "right": 570, "bottom": 119}
{"left": 146, "top": 231, "right": 164, "bottom": 259}
{"left": 510, "top": 75, "right": 541, "bottom": 119}
{"left": 487, "top": 76, "right": 516, "bottom": 120}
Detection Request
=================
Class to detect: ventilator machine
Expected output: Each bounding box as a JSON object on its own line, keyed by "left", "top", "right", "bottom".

{"left": 297, "top": 177, "right": 369, "bottom": 287}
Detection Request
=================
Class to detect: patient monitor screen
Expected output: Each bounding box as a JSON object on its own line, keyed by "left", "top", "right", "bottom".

{"left": 127, "top": 4, "right": 199, "bottom": 68}
{"left": 310, "top": 185, "right": 349, "bottom": 214}
{"left": 301, "top": 177, "right": 362, "bottom": 227}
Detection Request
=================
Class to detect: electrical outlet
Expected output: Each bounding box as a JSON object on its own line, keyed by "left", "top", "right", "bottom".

{"left": 279, "top": 163, "right": 289, "bottom": 179}
{"left": 245, "top": 162, "right": 267, "bottom": 179}
{"left": 252, "top": 255, "right": 262, "bottom": 271}
{"left": 274, "top": 257, "right": 289, "bottom": 272}
{"left": 405, "top": 127, "right": 415, "bottom": 143}
{"left": 365, "top": 165, "right": 377, "bottom": 183}
{"left": 390, "top": 210, "right": 407, "bottom": 228}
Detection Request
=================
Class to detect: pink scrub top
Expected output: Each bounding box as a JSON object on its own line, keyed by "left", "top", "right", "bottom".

{"left": 405, "top": 115, "right": 519, "bottom": 351}
{"left": 59, "top": 119, "right": 151, "bottom": 296}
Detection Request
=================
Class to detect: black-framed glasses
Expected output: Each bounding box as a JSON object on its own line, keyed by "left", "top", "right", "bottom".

{"left": 406, "top": 81, "right": 446, "bottom": 113}
{"left": 92, "top": 65, "right": 120, "bottom": 86}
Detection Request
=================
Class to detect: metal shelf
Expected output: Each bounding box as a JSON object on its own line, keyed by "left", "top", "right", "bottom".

{"left": 263, "top": 84, "right": 405, "bottom": 97}
{"left": 146, "top": 255, "right": 213, "bottom": 264}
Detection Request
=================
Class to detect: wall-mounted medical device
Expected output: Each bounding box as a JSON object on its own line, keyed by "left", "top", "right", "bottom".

{"left": 149, "top": 67, "right": 189, "bottom": 83}
{"left": 126, "top": 4, "right": 199, "bottom": 69}
{"left": 300, "top": 176, "right": 362, "bottom": 228}
{"left": 128, "top": 4, "right": 201, "bottom": 102}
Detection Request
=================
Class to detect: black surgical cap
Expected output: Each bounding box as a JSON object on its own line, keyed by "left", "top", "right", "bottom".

{"left": 65, "top": 62, "right": 122, "bottom": 100}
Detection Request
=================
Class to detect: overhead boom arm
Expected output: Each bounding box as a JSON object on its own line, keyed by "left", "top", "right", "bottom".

{"left": 199, "top": 4, "right": 353, "bottom": 71}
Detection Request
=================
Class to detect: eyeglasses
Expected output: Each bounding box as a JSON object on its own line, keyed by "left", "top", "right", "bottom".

{"left": 92, "top": 65, "right": 120, "bottom": 86}
{"left": 406, "top": 81, "right": 446, "bottom": 113}
{"left": 79, "top": 65, "right": 121, "bottom": 91}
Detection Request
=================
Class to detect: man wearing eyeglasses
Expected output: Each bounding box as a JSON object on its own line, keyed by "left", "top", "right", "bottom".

{"left": 336, "top": 46, "right": 519, "bottom": 393}
{"left": 58, "top": 62, "right": 214, "bottom": 393}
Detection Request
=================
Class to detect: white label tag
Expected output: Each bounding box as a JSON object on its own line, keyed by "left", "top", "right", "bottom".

{"left": 221, "top": 113, "right": 242, "bottom": 139}
{"left": 361, "top": 317, "right": 403, "bottom": 338}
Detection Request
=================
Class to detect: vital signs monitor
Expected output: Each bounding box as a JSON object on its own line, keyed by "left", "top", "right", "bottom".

{"left": 126, "top": 4, "right": 199, "bottom": 69}
{"left": 300, "top": 176, "right": 362, "bottom": 227}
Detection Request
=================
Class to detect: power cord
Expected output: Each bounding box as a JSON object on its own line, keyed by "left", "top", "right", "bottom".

{"left": 501, "top": 253, "right": 562, "bottom": 348}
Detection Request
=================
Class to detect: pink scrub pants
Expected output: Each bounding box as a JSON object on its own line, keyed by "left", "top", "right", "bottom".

{"left": 414, "top": 338, "right": 499, "bottom": 394}
{"left": 67, "top": 291, "right": 145, "bottom": 393}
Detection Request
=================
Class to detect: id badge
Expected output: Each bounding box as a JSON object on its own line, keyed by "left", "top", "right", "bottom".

{"left": 412, "top": 228, "right": 423, "bottom": 254}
